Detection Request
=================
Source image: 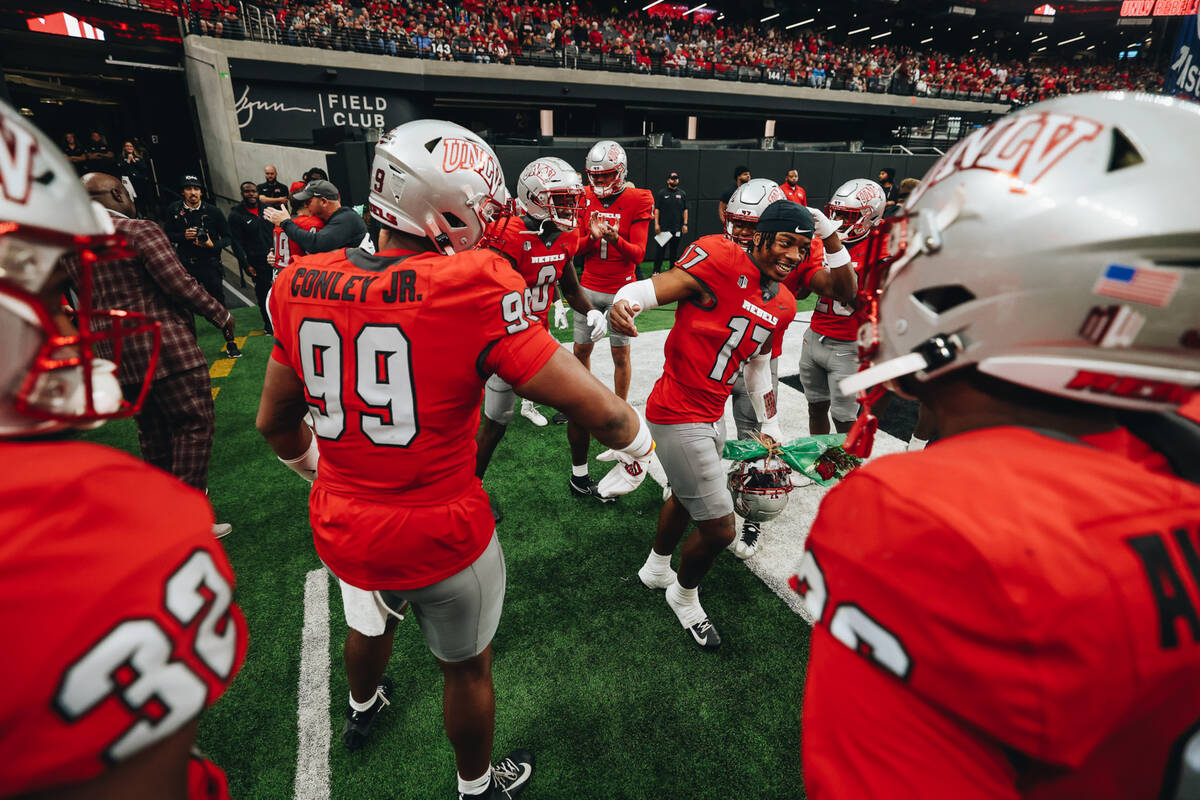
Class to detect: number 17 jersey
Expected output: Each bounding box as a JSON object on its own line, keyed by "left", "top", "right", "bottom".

{"left": 646, "top": 235, "right": 796, "bottom": 425}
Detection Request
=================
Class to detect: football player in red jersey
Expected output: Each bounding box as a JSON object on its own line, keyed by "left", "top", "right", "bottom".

{"left": 795, "top": 92, "right": 1200, "bottom": 799}
{"left": 270, "top": 180, "right": 325, "bottom": 280}
{"left": 475, "top": 156, "right": 606, "bottom": 521}
{"left": 721, "top": 180, "right": 853, "bottom": 559}
{"left": 798, "top": 177, "right": 887, "bottom": 435}
{"left": 0, "top": 100, "right": 246, "bottom": 799}
{"left": 608, "top": 200, "right": 819, "bottom": 650}
{"left": 256, "top": 120, "right": 654, "bottom": 800}
{"left": 565, "top": 140, "right": 655, "bottom": 501}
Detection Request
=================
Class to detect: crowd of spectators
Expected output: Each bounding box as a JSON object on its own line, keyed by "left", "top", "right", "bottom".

{"left": 185, "top": 0, "right": 1162, "bottom": 104}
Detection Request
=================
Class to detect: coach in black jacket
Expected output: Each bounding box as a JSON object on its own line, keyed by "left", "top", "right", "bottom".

{"left": 228, "top": 181, "right": 276, "bottom": 332}
{"left": 262, "top": 179, "right": 366, "bottom": 255}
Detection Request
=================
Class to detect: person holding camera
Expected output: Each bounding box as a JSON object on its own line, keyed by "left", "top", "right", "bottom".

{"left": 164, "top": 174, "right": 232, "bottom": 308}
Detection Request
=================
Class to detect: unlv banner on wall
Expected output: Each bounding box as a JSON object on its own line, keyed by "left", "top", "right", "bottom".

{"left": 1167, "top": 9, "right": 1200, "bottom": 100}
{"left": 232, "top": 80, "right": 415, "bottom": 142}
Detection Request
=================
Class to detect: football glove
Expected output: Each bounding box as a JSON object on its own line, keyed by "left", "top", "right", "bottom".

{"left": 595, "top": 448, "right": 652, "bottom": 498}
{"left": 809, "top": 206, "right": 842, "bottom": 240}
{"left": 586, "top": 308, "right": 607, "bottom": 342}
{"left": 553, "top": 299, "right": 569, "bottom": 329}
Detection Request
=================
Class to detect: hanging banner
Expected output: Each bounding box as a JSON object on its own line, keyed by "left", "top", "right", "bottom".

{"left": 1166, "top": 7, "right": 1200, "bottom": 100}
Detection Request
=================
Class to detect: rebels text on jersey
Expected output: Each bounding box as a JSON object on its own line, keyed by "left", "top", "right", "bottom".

{"left": 483, "top": 216, "right": 583, "bottom": 326}
{"left": 808, "top": 237, "right": 870, "bottom": 341}
{"left": 273, "top": 214, "right": 324, "bottom": 273}
{"left": 797, "top": 427, "right": 1200, "bottom": 799}
{"left": 577, "top": 185, "right": 654, "bottom": 293}
{"left": 270, "top": 247, "right": 559, "bottom": 589}
{"left": 646, "top": 235, "right": 796, "bottom": 424}
{"left": 0, "top": 442, "right": 246, "bottom": 797}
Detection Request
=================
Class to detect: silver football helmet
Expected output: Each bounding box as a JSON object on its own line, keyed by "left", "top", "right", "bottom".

{"left": 728, "top": 456, "right": 794, "bottom": 523}
{"left": 839, "top": 92, "right": 1200, "bottom": 457}
{"left": 824, "top": 178, "right": 886, "bottom": 244}
{"left": 516, "top": 157, "right": 583, "bottom": 231}
{"left": 584, "top": 140, "right": 627, "bottom": 198}
{"left": 370, "top": 119, "right": 510, "bottom": 254}
{"left": 0, "top": 100, "right": 159, "bottom": 438}
{"left": 724, "top": 178, "right": 786, "bottom": 245}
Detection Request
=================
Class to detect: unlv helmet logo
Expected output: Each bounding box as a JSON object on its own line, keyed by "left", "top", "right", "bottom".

{"left": 524, "top": 161, "right": 558, "bottom": 183}
{"left": 623, "top": 461, "right": 644, "bottom": 477}
{"left": 854, "top": 184, "right": 880, "bottom": 205}
{"left": 441, "top": 137, "right": 503, "bottom": 196}
{"left": 910, "top": 111, "right": 1103, "bottom": 205}
{"left": 606, "top": 144, "right": 622, "bottom": 163}
{"left": 0, "top": 118, "right": 39, "bottom": 205}
{"left": 768, "top": 186, "right": 785, "bottom": 203}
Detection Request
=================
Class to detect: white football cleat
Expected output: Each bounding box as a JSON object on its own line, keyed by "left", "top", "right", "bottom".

{"left": 520, "top": 400, "right": 548, "bottom": 427}
{"left": 728, "top": 521, "right": 760, "bottom": 560}
{"left": 213, "top": 522, "right": 233, "bottom": 539}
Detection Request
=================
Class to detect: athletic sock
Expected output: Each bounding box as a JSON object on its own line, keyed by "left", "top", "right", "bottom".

{"left": 571, "top": 464, "right": 589, "bottom": 478}
{"left": 644, "top": 550, "right": 672, "bottom": 572}
{"left": 349, "top": 689, "right": 376, "bottom": 713}
{"left": 458, "top": 771, "right": 491, "bottom": 796}
{"left": 907, "top": 436, "right": 928, "bottom": 452}
{"left": 665, "top": 580, "right": 705, "bottom": 628}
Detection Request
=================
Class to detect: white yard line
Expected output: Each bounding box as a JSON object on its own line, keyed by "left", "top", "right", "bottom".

{"left": 578, "top": 318, "right": 906, "bottom": 622}
{"left": 223, "top": 279, "right": 256, "bottom": 308}
{"left": 294, "top": 568, "right": 332, "bottom": 800}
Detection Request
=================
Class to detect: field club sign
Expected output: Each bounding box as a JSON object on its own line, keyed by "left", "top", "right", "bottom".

{"left": 233, "top": 81, "right": 412, "bottom": 141}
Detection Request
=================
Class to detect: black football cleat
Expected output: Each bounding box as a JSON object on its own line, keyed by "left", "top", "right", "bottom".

{"left": 569, "top": 474, "right": 615, "bottom": 503}
{"left": 489, "top": 496, "right": 504, "bottom": 524}
{"left": 343, "top": 676, "right": 393, "bottom": 751}
{"left": 458, "top": 749, "right": 535, "bottom": 799}
{"left": 224, "top": 340, "right": 242, "bottom": 358}
{"left": 551, "top": 411, "right": 568, "bottom": 425}
{"left": 685, "top": 618, "right": 722, "bottom": 651}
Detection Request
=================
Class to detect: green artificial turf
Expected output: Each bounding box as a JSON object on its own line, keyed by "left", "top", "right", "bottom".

{"left": 78, "top": 282, "right": 814, "bottom": 799}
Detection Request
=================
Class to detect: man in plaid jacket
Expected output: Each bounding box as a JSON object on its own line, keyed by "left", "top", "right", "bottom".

{"left": 79, "top": 173, "right": 237, "bottom": 538}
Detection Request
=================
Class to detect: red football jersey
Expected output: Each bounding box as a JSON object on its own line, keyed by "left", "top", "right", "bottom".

{"left": 0, "top": 442, "right": 246, "bottom": 797}
{"left": 578, "top": 185, "right": 655, "bottom": 293}
{"left": 646, "top": 235, "right": 796, "bottom": 424}
{"left": 798, "top": 426, "right": 1200, "bottom": 799}
{"left": 483, "top": 216, "right": 583, "bottom": 327}
{"left": 270, "top": 246, "right": 560, "bottom": 589}
{"left": 775, "top": 235, "right": 825, "bottom": 358}
{"left": 780, "top": 182, "right": 807, "bottom": 206}
{"left": 273, "top": 214, "right": 324, "bottom": 273}
{"left": 809, "top": 237, "right": 870, "bottom": 341}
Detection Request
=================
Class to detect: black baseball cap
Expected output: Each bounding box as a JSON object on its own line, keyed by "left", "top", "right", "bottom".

{"left": 293, "top": 179, "right": 339, "bottom": 201}
{"left": 180, "top": 174, "right": 203, "bottom": 189}
{"left": 668, "top": 171, "right": 679, "bottom": 178}
{"left": 755, "top": 200, "right": 815, "bottom": 237}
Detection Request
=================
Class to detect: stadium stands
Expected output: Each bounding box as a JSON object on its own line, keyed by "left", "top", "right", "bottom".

{"left": 181, "top": 0, "right": 1162, "bottom": 105}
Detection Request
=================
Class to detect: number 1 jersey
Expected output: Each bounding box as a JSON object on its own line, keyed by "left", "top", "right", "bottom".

{"left": 646, "top": 235, "right": 796, "bottom": 424}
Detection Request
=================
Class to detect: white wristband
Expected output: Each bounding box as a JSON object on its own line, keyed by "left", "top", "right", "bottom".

{"left": 825, "top": 246, "right": 851, "bottom": 269}
{"left": 617, "top": 413, "right": 655, "bottom": 460}
{"left": 279, "top": 434, "right": 319, "bottom": 482}
{"left": 613, "top": 279, "right": 660, "bottom": 316}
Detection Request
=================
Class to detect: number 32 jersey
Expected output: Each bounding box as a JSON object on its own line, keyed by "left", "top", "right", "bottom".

{"left": 0, "top": 442, "right": 246, "bottom": 797}
{"left": 646, "top": 235, "right": 796, "bottom": 425}
{"left": 270, "top": 246, "right": 560, "bottom": 589}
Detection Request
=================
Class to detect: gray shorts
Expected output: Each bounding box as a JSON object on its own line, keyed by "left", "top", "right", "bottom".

{"left": 574, "top": 287, "right": 631, "bottom": 347}
{"left": 375, "top": 533, "right": 507, "bottom": 662}
{"left": 730, "top": 356, "right": 780, "bottom": 442}
{"left": 648, "top": 420, "right": 734, "bottom": 522}
{"left": 483, "top": 373, "right": 517, "bottom": 425}
{"left": 798, "top": 327, "right": 859, "bottom": 423}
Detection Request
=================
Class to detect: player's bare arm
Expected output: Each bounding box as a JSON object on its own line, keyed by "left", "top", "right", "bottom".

{"left": 256, "top": 358, "right": 317, "bottom": 479}
{"left": 557, "top": 260, "right": 596, "bottom": 316}
{"left": 609, "top": 267, "right": 704, "bottom": 337}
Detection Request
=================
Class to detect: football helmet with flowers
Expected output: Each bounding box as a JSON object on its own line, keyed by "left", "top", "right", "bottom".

{"left": 839, "top": 92, "right": 1200, "bottom": 457}
{"left": 724, "top": 178, "right": 786, "bottom": 246}
{"left": 515, "top": 157, "right": 583, "bottom": 231}
{"left": 824, "top": 178, "right": 886, "bottom": 244}
{"left": 584, "top": 140, "right": 628, "bottom": 198}
{"left": 728, "top": 455, "right": 794, "bottom": 522}
{"left": 0, "top": 100, "right": 160, "bottom": 438}
{"left": 369, "top": 119, "right": 510, "bottom": 254}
